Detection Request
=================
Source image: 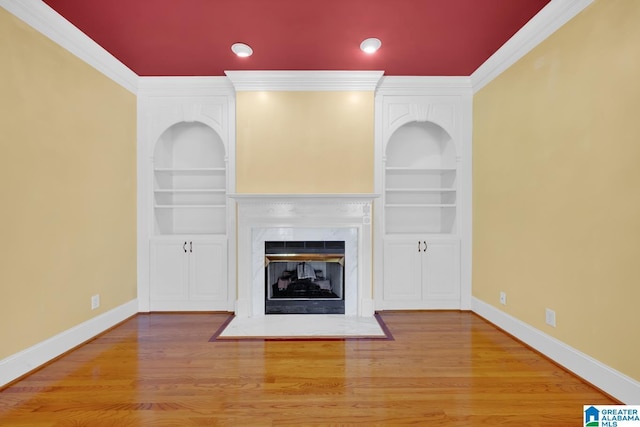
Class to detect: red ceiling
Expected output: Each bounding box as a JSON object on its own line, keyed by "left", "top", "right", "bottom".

{"left": 42, "top": 0, "right": 550, "bottom": 77}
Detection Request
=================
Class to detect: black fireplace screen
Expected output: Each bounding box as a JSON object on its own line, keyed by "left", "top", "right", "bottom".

{"left": 264, "top": 241, "right": 345, "bottom": 314}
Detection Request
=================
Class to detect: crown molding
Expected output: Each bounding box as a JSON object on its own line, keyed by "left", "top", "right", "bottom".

{"left": 138, "top": 76, "right": 235, "bottom": 97}
{"left": 377, "top": 76, "right": 472, "bottom": 96}
{"left": 225, "top": 70, "right": 384, "bottom": 91}
{"left": 1, "top": 0, "right": 138, "bottom": 94}
{"left": 471, "top": 0, "right": 594, "bottom": 93}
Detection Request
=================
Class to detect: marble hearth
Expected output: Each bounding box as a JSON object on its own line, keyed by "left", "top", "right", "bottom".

{"left": 231, "top": 194, "right": 377, "bottom": 318}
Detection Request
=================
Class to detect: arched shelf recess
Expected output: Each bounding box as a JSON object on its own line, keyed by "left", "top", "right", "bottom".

{"left": 384, "top": 120, "right": 457, "bottom": 235}
{"left": 153, "top": 121, "right": 227, "bottom": 235}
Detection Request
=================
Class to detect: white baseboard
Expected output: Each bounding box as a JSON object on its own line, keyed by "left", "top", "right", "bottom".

{"left": 148, "top": 300, "right": 231, "bottom": 312}
{"left": 379, "top": 299, "right": 461, "bottom": 311}
{"left": 472, "top": 297, "right": 640, "bottom": 404}
{"left": 359, "top": 297, "right": 375, "bottom": 317}
{"left": 0, "top": 299, "right": 138, "bottom": 387}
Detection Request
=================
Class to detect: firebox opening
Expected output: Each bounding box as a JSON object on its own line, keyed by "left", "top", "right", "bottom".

{"left": 265, "top": 241, "right": 345, "bottom": 314}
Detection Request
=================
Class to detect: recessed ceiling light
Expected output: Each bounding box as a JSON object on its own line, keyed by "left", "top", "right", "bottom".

{"left": 360, "top": 38, "right": 382, "bottom": 54}
{"left": 231, "top": 43, "right": 253, "bottom": 57}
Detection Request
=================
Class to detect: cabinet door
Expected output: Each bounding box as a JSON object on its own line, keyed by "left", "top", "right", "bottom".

{"left": 150, "top": 240, "right": 189, "bottom": 305}
{"left": 423, "top": 240, "right": 460, "bottom": 306}
{"left": 189, "top": 240, "right": 228, "bottom": 302}
{"left": 383, "top": 239, "right": 423, "bottom": 302}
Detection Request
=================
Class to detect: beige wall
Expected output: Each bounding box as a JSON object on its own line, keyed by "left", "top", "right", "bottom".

{"left": 0, "top": 9, "right": 137, "bottom": 358}
{"left": 473, "top": 0, "right": 640, "bottom": 381}
{"left": 236, "top": 91, "right": 374, "bottom": 193}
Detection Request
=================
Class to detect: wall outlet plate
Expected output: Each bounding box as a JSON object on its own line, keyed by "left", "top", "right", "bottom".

{"left": 499, "top": 291, "right": 507, "bottom": 305}
{"left": 91, "top": 294, "right": 100, "bottom": 310}
{"left": 545, "top": 308, "right": 556, "bottom": 327}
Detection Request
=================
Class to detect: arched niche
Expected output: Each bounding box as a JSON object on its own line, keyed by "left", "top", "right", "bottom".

{"left": 154, "top": 121, "right": 225, "bottom": 169}
{"left": 383, "top": 120, "right": 457, "bottom": 235}
{"left": 385, "top": 120, "right": 456, "bottom": 169}
{"left": 152, "top": 121, "right": 227, "bottom": 236}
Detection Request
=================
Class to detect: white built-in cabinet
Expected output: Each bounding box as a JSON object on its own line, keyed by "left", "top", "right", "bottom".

{"left": 136, "top": 76, "right": 469, "bottom": 313}
{"left": 139, "top": 81, "right": 235, "bottom": 312}
{"left": 382, "top": 237, "right": 460, "bottom": 309}
{"left": 375, "top": 90, "right": 470, "bottom": 310}
{"left": 150, "top": 238, "right": 227, "bottom": 311}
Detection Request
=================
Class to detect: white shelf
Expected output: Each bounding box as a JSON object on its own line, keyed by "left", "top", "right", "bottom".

{"left": 155, "top": 205, "right": 226, "bottom": 209}
{"left": 386, "top": 188, "right": 455, "bottom": 192}
{"left": 153, "top": 122, "right": 227, "bottom": 236}
{"left": 154, "top": 167, "right": 225, "bottom": 173}
{"left": 385, "top": 204, "right": 456, "bottom": 208}
{"left": 385, "top": 167, "right": 456, "bottom": 172}
{"left": 154, "top": 189, "right": 226, "bottom": 193}
{"left": 384, "top": 120, "right": 457, "bottom": 235}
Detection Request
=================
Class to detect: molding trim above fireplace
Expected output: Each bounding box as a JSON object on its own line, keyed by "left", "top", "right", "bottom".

{"left": 225, "top": 70, "right": 384, "bottom": 92}
{"left": 231, "top": 194, "right": 379, "bottom": 318}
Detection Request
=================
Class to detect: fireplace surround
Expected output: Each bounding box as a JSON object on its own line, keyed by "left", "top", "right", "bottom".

{"left": 231, "top": 194, "right": 377, "bottom": 318}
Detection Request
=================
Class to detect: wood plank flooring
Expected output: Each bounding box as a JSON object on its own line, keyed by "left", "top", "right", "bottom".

{"left": 0, "top": 311, "right": 617, "bottom": 426}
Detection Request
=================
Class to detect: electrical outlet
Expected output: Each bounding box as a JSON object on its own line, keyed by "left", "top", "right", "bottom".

{"left": 545, "top": 308, "right": 556, "bottom": 327}
{"left": 91, "top": 294, "right": 100, "bottom": 310}
{"left": 499, "top": 291, "right": 507, "bottom": 305}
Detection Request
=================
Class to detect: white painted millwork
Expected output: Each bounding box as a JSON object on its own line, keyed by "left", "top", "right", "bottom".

{"left": 152, "top": 120, "right": 228, "bottom": 236}
{"left": 225, "top": 70, "right": 383, "bottom": 91}
{"left": 189, "top": 240, "right": 227, "bottom": 302}
{"left": 382, "top": 237, "right": 460, "bottom": 309}
{"left": 138, "top": 78, "right": 236, "bottom": 312}
{"left": 383, "top": 239, "right": 422, "bottom": 302}
{"left": 150, "top": 240, "right": 189, "bottom": 302}
{"left": 149, "top": 237, "right": 228, "bottom": 311}
{"left": 231, "top": 194, "right": 377, "bottom": 318}
{"left": 374, "top": 82, "right": 472, "bottom": 310}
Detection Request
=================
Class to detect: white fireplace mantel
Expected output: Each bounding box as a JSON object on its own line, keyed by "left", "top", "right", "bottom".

{"left": 230, "top": 194, "right": 379, "bottom": 318}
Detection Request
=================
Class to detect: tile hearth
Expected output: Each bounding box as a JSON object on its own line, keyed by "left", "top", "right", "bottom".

{"left": 216, "top": 315, "right": 388, "bottom": 339}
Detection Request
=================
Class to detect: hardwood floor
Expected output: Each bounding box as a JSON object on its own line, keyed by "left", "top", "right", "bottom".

{"left": 0, "top": 311, "right": 617, "bottom": 426}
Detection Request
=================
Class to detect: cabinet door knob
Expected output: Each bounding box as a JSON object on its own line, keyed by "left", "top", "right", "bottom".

{"left": 423, "top": 241, "right": 428, "bottom": 252}
{"left": 190, "top": 241, "right": 193, "bottom": 253}
{"left": 418, "top": 241, "right": 421, "bottom": 253}
{"left": 183, "top": 241, "right": 187, "bottom": 253}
